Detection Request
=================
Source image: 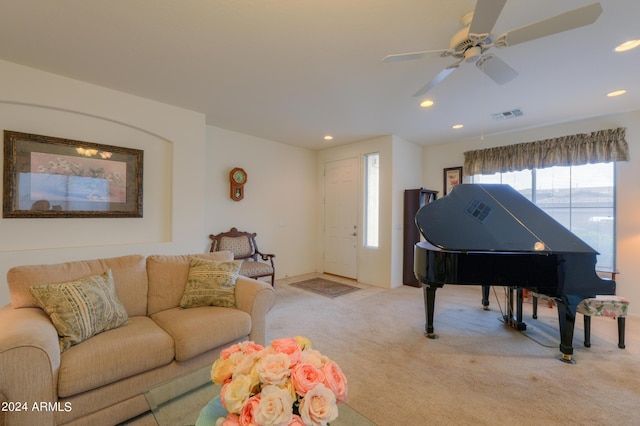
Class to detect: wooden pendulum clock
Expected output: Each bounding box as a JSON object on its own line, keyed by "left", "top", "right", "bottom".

{"left": 229, "top": 167, "right": 247, "bottom": 201}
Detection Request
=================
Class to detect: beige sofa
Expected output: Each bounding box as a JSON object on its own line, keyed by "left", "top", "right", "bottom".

{"left": 0, "top": 252, "right": 276, "bottom": 426}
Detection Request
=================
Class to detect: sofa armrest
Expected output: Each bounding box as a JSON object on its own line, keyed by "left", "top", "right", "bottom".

{"left": 0, "top": 305, "right": 60, "bottom": 426}
{"left": 234, "top": 277, "right": 275, "bottom": 346}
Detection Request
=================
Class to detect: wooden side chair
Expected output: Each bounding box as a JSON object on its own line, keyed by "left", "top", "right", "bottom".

{"left": 209, "top": 227, "right": 275, "bottom": 286}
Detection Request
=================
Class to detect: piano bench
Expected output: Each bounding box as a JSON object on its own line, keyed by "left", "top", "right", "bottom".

{"left": 577, "top": 296, "right": 630, "bottom": 349}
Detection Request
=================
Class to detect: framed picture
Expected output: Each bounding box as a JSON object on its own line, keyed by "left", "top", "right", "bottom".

{"left": 3, "top": 130, "right": 143, "bottom": 218}
{"left": 443, "top": 166, "right": 463, "bottom": 196}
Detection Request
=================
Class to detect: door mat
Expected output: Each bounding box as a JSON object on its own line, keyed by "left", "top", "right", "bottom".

{"left": 290, "top": 278, "right": 360, "bottom": 298}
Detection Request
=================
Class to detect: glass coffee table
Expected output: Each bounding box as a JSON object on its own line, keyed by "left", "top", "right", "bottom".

{"left": 144, "top": 365, "right": 376, "bottom": 426}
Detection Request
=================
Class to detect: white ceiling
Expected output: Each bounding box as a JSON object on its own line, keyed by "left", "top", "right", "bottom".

{"left": 0, "top": 0, "right": 638, "bottom": 150}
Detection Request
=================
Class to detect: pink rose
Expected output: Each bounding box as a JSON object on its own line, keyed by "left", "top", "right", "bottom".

{"left": 291, "top": 363, "right": 325, "bottom": 396}
{"left": 215, "top": 413, "right": 240, "bottom": 426}
{"left": 221, "top": 343, "right": 242, "bottom": 360}
{"left": 271, "top": 337, "right": 302, "bottom": 365}
{"left": 256, "top": 353, "right": 291, "bottom": 386}
{"left": 298, "top": 383, "right": 338, "bottom": 426}
{"left": 322, "top": 361, "right": 348, "bottom": 403}
{"left": 240, "top": 394, "right": 261, "bottom": 426}
{"left": 239, "top": 340, "right": 264, "bottom": 355}
{"left": 288, "top": 414, "right": 305, "bottom": 426}
{"left": 255, "top": 385, "right": 294, "bottom": 425}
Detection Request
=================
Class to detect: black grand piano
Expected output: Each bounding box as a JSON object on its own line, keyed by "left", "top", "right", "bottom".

{"left": 413, "top": 183, "right": 615, "bottom": 362}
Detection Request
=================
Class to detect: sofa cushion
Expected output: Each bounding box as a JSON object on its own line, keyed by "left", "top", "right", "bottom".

{"left": 57, "top": 316, "right": 175, "bottom": 398}
{"left": 146, "top": 252, "right": 234, "bottom": 315}
{"left": 29, "top": 269, "right": 129, "bottom": 352}
{"left": 179, "top": 258, "right": 243, "bottom": 309}
{"left": 151, "top": 306, "right": 251, "bottom": 362}
{"left": 7, "top": 255, "right": 148, "bottom": 316}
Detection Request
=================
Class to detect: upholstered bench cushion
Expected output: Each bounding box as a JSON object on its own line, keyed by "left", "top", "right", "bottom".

{"left": 240, "top": 260, "right": 274, "bottom": 278}
{"left": 577, "top": 296, "right": 629, "bottom": 318}
{"left": 530, "top": 292, "right": 555, "bottom": 305}
{"left": 151, "top": 306, "right": 251, "bottom": 362}
{"left": 57, "top": 316, "right": 174, "bottom": 398}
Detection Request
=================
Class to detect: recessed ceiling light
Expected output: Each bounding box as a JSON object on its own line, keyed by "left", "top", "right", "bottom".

{"left": 324, "top": 135, "right": 334, "bottom": 141}
{"left": 420, "top": 99, "right": 434, "bottom": 108}
{"left": 452, "top": 124, "right": 463, "bottom": 129}
{"left": 607, "top": 90, "right": 627, "bottom": 97}
{"left": 615, "top": 40, "right": 640, "bottom": 52}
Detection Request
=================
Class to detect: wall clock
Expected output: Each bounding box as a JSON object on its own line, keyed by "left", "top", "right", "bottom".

{"left": 229, "top": 167, "right": 247, "bottom": 201}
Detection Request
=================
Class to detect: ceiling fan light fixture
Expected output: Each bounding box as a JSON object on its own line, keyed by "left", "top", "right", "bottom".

{"left": 464, "top": 46, "right": 482, "bottom": 63}
{"left": 615, "top": 40, "right": 640, "bottom": 52}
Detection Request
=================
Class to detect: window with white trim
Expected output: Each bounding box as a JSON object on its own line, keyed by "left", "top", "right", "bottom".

{"left": 364, "top": 153, "right": 379, "bottom": 248}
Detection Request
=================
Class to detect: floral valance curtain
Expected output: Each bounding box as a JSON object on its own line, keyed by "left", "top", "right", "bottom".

{"left": 463, "top": 127, "right": 629, "bottom": 176}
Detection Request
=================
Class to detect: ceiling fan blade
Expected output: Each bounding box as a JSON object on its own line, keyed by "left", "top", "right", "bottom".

{"left": 476, "top": 54, "right": 518, "bottom": 85}
{"left": 382, "top": 49, "right": 451, "bottom": 63}
{"left": 413, "top": 64, "right": 460, "bottom": 97}
{"left": 495, "top": 2, "right": 603, "bottom": 48}
{"left": 468, "top": 0, "right": 507, "bottom": 37}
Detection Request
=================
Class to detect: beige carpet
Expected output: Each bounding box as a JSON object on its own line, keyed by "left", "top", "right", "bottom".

{"left": 267, "top": 276, "right": 640, "bottom": 426}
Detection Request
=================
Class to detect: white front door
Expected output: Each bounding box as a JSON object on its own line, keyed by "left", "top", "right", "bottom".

{"left": 323, "top": 157, "right": 358, "bottom": 279}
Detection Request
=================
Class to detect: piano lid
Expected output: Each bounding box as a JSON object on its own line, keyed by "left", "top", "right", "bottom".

{"left": 415, "top": 184, "right": 598, "bottom": 254}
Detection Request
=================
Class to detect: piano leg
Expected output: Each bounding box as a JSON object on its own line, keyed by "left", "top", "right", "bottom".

{"left": 422, "top": 285, "right": 439, "bottom": 339}
{"left": 504, "top": 287, "right": 527, "bottom": 330}
{"left": 556, "top": 299, "right": 577, "bottom": 364}
{"left": 481, "top": 285, "right": 490, "bottom": 310}
{"left": 516, "top": 288, "right": 526, "bottom": 330}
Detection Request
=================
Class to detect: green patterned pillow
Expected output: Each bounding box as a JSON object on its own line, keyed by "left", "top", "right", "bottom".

{"left": 29, "top": 269, "right": 129, "bottom": 352}
{"left": 179, "top": 258, "right": 243, "bottom": 309}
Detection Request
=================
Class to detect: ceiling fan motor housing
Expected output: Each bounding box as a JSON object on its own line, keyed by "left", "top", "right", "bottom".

{"left": 450, "top": 24, "right": 492, "bottom": 61}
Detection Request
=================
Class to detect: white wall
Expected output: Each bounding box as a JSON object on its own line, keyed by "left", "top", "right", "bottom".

{"left": 422, "top": 111, "right": 640, "bottom": 314}
{"left": 391, "top": 136, "right": 423, "bottom": 286}
{"left": 205, "top": 126, "right": 318, "bottom": 280}
{"left": 0, "top": 60, "right": 207, "bottom": 306}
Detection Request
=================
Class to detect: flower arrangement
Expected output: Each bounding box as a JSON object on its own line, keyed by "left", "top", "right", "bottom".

{"left": 209, "top": 336, "right": 348, "bottom": 426}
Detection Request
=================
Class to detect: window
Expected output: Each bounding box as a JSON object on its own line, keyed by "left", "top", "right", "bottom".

{"left": 364, "top": 153, "right": 379, "bottom": 248}
{"left": 472, "top": 163, "right": 615, "bottom": 268}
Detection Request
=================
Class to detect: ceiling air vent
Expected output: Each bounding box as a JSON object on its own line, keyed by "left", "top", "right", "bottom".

{"left": 491, "top": 108, "right": 524, "bottom": 121}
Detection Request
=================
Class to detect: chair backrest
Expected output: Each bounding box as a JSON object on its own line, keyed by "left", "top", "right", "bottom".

{"left": 209, "top": 227, "right": 257, "bottom": 260}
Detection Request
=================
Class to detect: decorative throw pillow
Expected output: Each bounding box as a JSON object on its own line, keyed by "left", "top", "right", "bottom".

{"left": 29, "top": 269, "right": 129, "bottom": 352}
{"left": 179, "top": 258, "right": 243, "bottom": 309}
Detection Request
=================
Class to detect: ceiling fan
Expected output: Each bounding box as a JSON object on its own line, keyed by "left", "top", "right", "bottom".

{"left": 383, "top": 1, "right": 603, "bottom": 97}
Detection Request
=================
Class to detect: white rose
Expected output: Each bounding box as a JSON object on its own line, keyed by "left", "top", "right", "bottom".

{"left": 254, "top": 385, "right": 294, "bottom": 426}
{"left": 298, "top": 383, "right": 338, "bottom": 426}
{"left": 256, "top": 353, "right": 291, "bottom": 386}
{"left": 300, "top": 349, "right": 326, "bottom": 368}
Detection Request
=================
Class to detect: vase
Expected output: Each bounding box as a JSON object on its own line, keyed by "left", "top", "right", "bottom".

{"left": 195, "top": 395, "right": 227, "bottom": 426}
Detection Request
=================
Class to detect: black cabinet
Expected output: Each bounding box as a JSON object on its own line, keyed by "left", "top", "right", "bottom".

{"left": 403, "top": 188, "right": 438, "bottom": 286}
